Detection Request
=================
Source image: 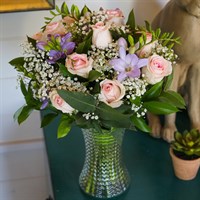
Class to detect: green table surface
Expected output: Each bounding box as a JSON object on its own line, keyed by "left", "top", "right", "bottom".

{"left": 43, "top": 111, "right": 200, "bottom": 200}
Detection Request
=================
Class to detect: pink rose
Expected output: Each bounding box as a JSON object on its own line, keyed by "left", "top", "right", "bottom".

{"left": 49, "top": 90, "right": 74, "bottom": 114}
{"left": 66, "top": 53, "right": 93, "bottom": 78}
{"left": 106, "top": 8, "right": 124, "bottom": 25}
{"left": 135, "top": 32, "right": 158, "bottom": 58}
{"left": 99, "top": 79, "right": 125, "bottom": 108}
{"left": 142, "top": 55, "right": 172, "bottom": 84}
{"left": 92, "top": 22, "right": 112, "bottom": 49}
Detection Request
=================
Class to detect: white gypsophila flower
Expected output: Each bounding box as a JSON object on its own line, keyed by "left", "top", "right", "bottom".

{"left": 122, "top": 77, "right": 148, "bottom": 101}
{"left": 88, "top": 42, "right": 118, "bottom": 73}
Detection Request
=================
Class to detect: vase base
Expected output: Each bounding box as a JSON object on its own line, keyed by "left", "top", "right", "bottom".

{"left": 79, "top": 182, "right": 131, "bottom": 199}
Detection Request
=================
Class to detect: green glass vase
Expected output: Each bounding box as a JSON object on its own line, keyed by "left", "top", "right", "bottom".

{"left": 79, "top": 128, "right": 130, "bottom": 199}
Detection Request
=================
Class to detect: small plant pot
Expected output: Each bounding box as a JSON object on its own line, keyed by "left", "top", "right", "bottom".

{"left": 169, "top": 148, "right": 200, "bottom": 180}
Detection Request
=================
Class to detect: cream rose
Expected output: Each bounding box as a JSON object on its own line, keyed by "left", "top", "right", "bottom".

{"left": 32, "top": 32, "right": 43, "bottom": 41}
{"left": 65, "top": 53, "right": 93, "bottom": 78}
{"left": 99, "top": 79, "right": 125, "bottom": 108}
{"left": 62, "top": 16, "right": 76, "bottom": 28}
{"left": 92, "top": 21, "right": 112, "bottom": 49}
{"left": 142, "top": 55, "right": 172, "bottom": 84}
{"left": 44, "top": 21, "right": 66, "bottom": 36}
{"left": 49, "top": 90, "right": 74, "bottom": 114}
{"left": 135, "top": 32, "right": 158, "bottom": 58}
{"left": 106, "top": 8, "right": 124, "bottom": 25}
{"left": 32, "top": 21, "right": 66, "bottom": 42}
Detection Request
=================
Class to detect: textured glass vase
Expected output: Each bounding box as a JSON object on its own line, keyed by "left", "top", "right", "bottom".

{"left": 79, "top": 128, "right": 130, "bottom": 199}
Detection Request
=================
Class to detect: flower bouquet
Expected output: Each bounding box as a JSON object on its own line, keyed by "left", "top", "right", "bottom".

{"left": 9, "top": 2, "right": 185, "bottom": 198}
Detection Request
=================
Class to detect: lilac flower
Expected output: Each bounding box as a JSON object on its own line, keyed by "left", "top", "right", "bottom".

{"left": 110, "top": 46, "right": 148, "bottom": 81}
{"left": 117, "top": 37, "right": 127, "bottom": 49}
{"left": 60, "top": 33, "right": 75, "bottom": 54}
{"left": 40, "top": 98, "right": 49, "bottom": 110}
{"left": 48, "top": 50, "right": 63, "bottom": 64}
{"left": 36, "top": 33, "right": 75, "bottom": 64}
{"left": 36, "top": 41, "right": 47, "bottom": 50}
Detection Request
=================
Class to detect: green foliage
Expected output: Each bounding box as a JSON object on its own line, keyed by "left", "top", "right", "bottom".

{"left": 13, "top": 79, "right": 42, "bottom": 125}
{"left": 130, "top": 115, "right": 151, "bottom": 133}
{"left": 76, "top": 31, "right": 93, "bottom": 53}
{"left": 41, "top": 112, "right": 58, "bottom": 128}
{"left": 171, "top": 129, "right": 200, "bottom": 159}
{"left": 158, "top": 91, "right": 185, "bottom": 109}
{"left": 57, "top": 90, "right": 96, "bottom": 113}
{"left": 57, "top": 115, "right": 73, "bottom": 138}
{"left": 126, "top": 9, "right": 135, "bottom": 30}
{"left": 142, "top": 81, "right": 163, "bottom": 100}
{"left": 96, "top": 102, "right": 133, "bottom": 129}
{"left": 88, "top": 70, "right": 102, "bottom": 82}
{"left": 13, "top": 105, "right": 33, "bottom": 125}
{"left": 143, "top": 101, "right": 179, "bottom": 115}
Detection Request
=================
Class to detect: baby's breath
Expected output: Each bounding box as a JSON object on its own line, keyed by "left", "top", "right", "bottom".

{"left": 20, "top": 41, "right": 88, "bottom": 99}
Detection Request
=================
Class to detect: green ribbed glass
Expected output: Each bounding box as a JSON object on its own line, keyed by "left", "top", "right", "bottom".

{"left": 79, "top": 128, "right": 130, "bottom": 199}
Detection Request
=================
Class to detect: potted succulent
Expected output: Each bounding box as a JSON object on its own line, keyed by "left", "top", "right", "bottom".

{"left": 170, "top": 129, "right": 200, "bottom": 180}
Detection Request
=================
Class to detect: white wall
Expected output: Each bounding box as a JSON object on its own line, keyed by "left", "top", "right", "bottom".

{"left": 0, "top": 0, "right": 168, "bottom": 145}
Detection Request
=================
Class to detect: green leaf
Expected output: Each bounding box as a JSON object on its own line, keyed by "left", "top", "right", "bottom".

{"left": 58, "top": 63, "right": 74, "bottom": 77}
{"left": 143, "top": 81, "right": 163, "bottom": 100}
{"left": 74, "top": 5, "right": 80, "bottom": 19}
{"left": 61, "top": 2, "right": 69, "bottom": 16}
{"left": 9, "top": 57, "right": 25, "bottom": 66}
{"left": 20, "top": 79, "right": 28, "bottom": 97}
{"left": 81, "top": 5, "right": 91, "bottom": 15}
{"left": 50, "top": 10, "right": 56, "bottom": 16}
{"left": 41, "top": 113, "right": 58, "bottom": 128}
{"left": 126, "top": 9, "right": 135, "bottom": 30}
{"left": 145, "top": 20, "right": 152, "bottom": 32}
{"left": 44, "top": 17, "right": 52, "bottom": 20}
{"left": 75, "top": 113, "right": 92, "bottom": 128}
{"left": 91, "top": 121, "right": 103, "bottom": 133}
{"left": 57, "top": 90, "right": 96, "bottom": 113}
{"left": 130, "top": 115, "right": 151, "bottom": 133}
{"left": 96, "top": 102, "right": 132, "bottom": 128}
{"left": 143, "top": 101, "right": 179, "bottom": 115}
{"left": 76, "top": 33, "right": 92, "bottom": 53}
{"left": 163, "top": 73, "right": 173, "bottom": 90}
{"left": 88, "top": 70, "right": 102, "bottom": 82}
{"left": 55, "top": 5, "right": 61, "bottom": 13}
{"left": 159, "top": 90, "right": 185, "bottom": 109}
{"left": 57, "top": 115, "right": 73, "bottom": 138}
{"left": 17, "top": 105, "right": 33, "bottom": 124}
{"left": 13, "top": 105, "right": 24, "bottom": 122}
{"left": 71, "top": 4, "right": 80, "bottom": 19}
{"left": 27, "top": 36, "right": 37, "bottom": 48}
{"left": 155, "top": 28, "right": 161, "bottom": 38}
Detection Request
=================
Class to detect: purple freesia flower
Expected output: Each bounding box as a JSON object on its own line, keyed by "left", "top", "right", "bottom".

{"left": 117, "top": 37, "right": 127, "bottom": 49}
{"left": 110, "top": 46, "right": 148, "bottom": 81}
{"left": 48, "top": 50, "right": 63, "bottom": 64}
{"left": 36, "top": 41, "right": 47, "bottom": 50}
{"left": 40, "top": 98, "right": 49, "bottom": 110}
{"left": 36, "top": 32, "right": 75, "bottom": 64}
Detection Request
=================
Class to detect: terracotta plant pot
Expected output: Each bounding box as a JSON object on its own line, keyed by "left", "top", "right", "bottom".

{"left": 169, "top": 148, "right": 200, "bottom": 180}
